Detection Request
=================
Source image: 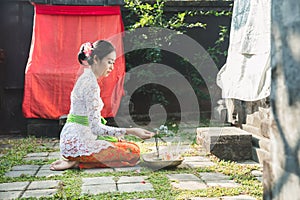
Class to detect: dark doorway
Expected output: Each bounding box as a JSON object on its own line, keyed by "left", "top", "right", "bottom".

{"left": 0, "top": 0, "right": 34, "bottom": 134}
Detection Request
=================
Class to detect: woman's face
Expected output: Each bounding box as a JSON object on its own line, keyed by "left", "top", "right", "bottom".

{"left": 93, "top": 51, "right": 116, "bottom": 78}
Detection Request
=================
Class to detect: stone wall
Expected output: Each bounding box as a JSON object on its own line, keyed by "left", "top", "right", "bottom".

{"left": 242, "top": 103, "right": 271, "bottom": 165}
{"left": 265, "top": 0, "right": 300, "bottom": 199}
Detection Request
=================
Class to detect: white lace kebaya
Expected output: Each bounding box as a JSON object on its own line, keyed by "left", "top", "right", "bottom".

{"left": 60, "top": 68, "right": 126, "bottom": 157}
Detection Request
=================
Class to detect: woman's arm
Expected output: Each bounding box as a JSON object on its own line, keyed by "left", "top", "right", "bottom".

{"left": 85, "top": 79, "right": 126, "bottom": 137}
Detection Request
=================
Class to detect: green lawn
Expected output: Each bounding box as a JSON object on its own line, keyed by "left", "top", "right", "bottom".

{"left": 0, "top": 136, "right": 263, "bottom": 200}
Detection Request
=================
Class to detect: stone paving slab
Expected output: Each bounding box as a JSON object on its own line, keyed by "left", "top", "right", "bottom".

{"left": 81, "top": 176, "right": 154, "bottom": 195}
{"left": 199, "top": 172, "right": 231, "bottom": 181}
{"left": 11, "top": 165, "right": 40, "bottom": 171}
{"left": 205, "top": 180, "right": 240, "bottom": 188}
{"left": 183, "top": 156, "right": 212, "bottom": 162}
{"left": 167, "top": 173, "right": 201, "bottom": 181}
{"left": 118, "top": 182, "right": 154, "bottom": 193}
{"left": 170, "top": 181, "right": 207, "bottom": 190}
{"left": 5, "top": 164, "right": 64, "bottom": 178}
{"left": 0, "top": 191, "right": 22, "bottom": 200}
{"left": 21, "top": 188, "right": 58, "bottom": 199}
{"left": 114, "top": 165, "right": 142, "bottom": 172}
{"left": 132, "top": 199, "right": 156, "bottom": 200}
{"left": 82, "top": 184, "right": 117, "bottom": 194}
{"left": 81, "top": 177, "right": 117, "bottom": 194}
{"left": 186, "top": 161, "right": 216, "bottom": 168}
{"left": 199, "top": 172, "right": 240, "bottom": 188}
{"left": 24, "top": 152, "right": 49, "bottom": 161}
{"left": 0, "top": 180, "right": 61, "bottom": 199}
{"left": 82, "top": 167, "right": 114, "bottom": 174}
{"left": 167, "top": 174, "right": 206, "bottom": 190}
{"left": 36, "top": 164, "right": 64, "bottom": 177}
{"left": 182, "top": 156, "right": 217, "bottom": 168}
{"left": 190, "top": 195, "right": 256, "bottom": 200}
{"left": 27, "top": 180, "right": 61, "bottom": 190}
{"left": 48, "top": 152, "right": 61, "bottom": 159}
{"left": 24, "top": 152, "right": 61, "bottom": 161}
{"left": 82, "top": 176, "right": 115, "bottom": 185}
{"left": 0, "top": 181, "right": 30, "bottom": 192}
{"left": 26, "top": 152, "right": 49, "bottom": 157}
{"left": 5, "top": 170, "right": 37, "bottom": 178}
{"left": 118, "top": 176, "right": 148, "bottom": 184}
{"left": 20, "top": 180, "right": 61, "bottom": 198}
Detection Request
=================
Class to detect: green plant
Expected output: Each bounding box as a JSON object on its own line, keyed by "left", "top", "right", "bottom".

{"left": 124, "top": 0, "right": 207, "bottom": 109}
{"left": 124, "top": 0, "right": 232, "bottom": 119}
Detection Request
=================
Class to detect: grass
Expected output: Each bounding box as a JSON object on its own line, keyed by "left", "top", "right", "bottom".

{"left": 0, "top": 135, "right": 263, "bottom": 200}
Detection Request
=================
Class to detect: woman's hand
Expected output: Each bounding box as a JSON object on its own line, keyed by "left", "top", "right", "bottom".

{"left": 126, "top": 128, "right": 155, "bottom": 140}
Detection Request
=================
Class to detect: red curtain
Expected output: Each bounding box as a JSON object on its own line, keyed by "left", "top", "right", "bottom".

{"left": 22, "top": 4, "right": 125, "bottom": 119}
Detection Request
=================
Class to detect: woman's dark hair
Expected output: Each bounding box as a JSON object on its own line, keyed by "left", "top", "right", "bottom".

{"left": 78, "top": 40, "right": 115, "bottom": 65}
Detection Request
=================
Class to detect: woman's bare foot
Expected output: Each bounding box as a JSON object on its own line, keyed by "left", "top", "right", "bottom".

{"left": 50, "top": 160, "right": 79, "bottom": 171}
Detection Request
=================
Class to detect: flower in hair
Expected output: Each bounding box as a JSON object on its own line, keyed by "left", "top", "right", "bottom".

{"left": 83, "top": 42, "right": 94, "bottom": 58}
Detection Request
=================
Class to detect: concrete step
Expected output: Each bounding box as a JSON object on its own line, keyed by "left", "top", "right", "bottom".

{"left": 258, "top": 107, "right": 270, "bottom": 120}
{"left": 246, "top": 111, "right": 261, "bottom": 127}
{"left": 252, "top": 133, "right": 270, "bottom": 152}
{"left": 252, "top": 146, "right": 270, "bottom": 164}
{"left": 197, "top": 127, "right": 252, "bottom": 161}
{"left": 260, "top": 119, "right": 270, "bottom": 139}
{"left": 27, "top": 119, "right": 60, "bottom": 138}
{"left": 242, "top": 124, "right": 261, "bottom": 136}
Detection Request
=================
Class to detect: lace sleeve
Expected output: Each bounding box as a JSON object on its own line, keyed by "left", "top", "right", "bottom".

{"left": 84, "top": 79, "right": 126, "bottom": 137}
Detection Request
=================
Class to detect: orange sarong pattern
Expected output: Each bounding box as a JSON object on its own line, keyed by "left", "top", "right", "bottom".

{"left": 65, "top": 141, "right": 140, "bottom": 169}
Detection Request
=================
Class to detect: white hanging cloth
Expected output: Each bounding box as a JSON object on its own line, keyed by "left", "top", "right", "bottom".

{"left": 217, "top": 0, "right": 271, "bottom": 101}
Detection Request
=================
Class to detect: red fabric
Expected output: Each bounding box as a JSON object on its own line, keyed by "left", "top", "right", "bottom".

{"left": 35, "top": 4, "right": 123, "bottom": 17}
{"left": 23, "top": 4, "right": 125, "bottom": 119}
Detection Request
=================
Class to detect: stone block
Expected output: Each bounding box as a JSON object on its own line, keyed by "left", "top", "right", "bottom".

{"left": 258, "top": 107, "right": 270, "bottom": 120}
{"left": 118, "top": 176, "right": 148, "bottom": 184}
{"left": 118, "top": 182, "right": 154, "bottom": 192}
{"left": 0, "top": 181, "right": 30, "bottom": 191}
{"left": 81, "top": 184, "right": 117, "bottom": 194}
{"left": 167, "top": 174, "right": 201, "bottom": 182}
{"left": 23, "top": 156, "right": 48, "bottom": 161}
{"left": 182, "top": 156, "right": 216, "bottom": 168}
{"left": 5, "top": 170, "right": 36, "bottom": 178}
{"left": 252, "top": 147, "right": 270, "bottom": 164}
{"left": 167, "top": 173, "right": 206, "bottom": 190}
{"left": 242, "top": 124, "right": 261, "bottom": 136}
{"left": 246, "top": 112, "right": 261, "bottom": 127}
{"left": 114, "top": 165, "right": 142, "bottom": 172}
{"left": 35, "top": 169, "right": 64, "bottom": 177}
{"left": 26, "top": 152, "right": 49, "bottom": 157}
{"left": 252, "top": 134, "right": 270, "bottom": 152}
{"left": 82, "top": 168, "right": 114, "bottom": 174}
{"left": 260, "top": 119, "right": 270, "bottom": 138}
{"left": 205, "top": 180, "right": 240, "bottom": 188}
{"left": 197, "top": 127, "right": 252, "bottom": 161}
{"left": 27, "top": 180, "right": 61, "bottom": 190}
{"left": 0, "top": 191, "right": 23, "bottom": 200}
{"left": 185, "top": 161, "right": 216, "bottom": 168}
{"left": 11, "top": 165, "right": 40, "bottom": 171}
{"left": 82, "top": 177, "right": 115, "bottom": 186}
{"left": 170, "top": 181, "right": 207, "bottom": 190}
{"left": 199, "top": 172, "right": 231, "bottom": 181}
{"left": 48, "top": 152, "right": 61, "bottom": 160}
{"left": 183, "top": 156, "right": 211, "bottom": 162}
{"left": 21, "top": 189, "right": 57, "bottom": 198}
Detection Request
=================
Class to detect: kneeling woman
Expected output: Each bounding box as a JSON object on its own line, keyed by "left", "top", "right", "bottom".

{"left": 50, "top": 40, "right": 154, "bottom": 171}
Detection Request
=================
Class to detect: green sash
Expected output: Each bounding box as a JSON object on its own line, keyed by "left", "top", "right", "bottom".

{"left": 66, "top": 114, "right": 117, "bottom": 142}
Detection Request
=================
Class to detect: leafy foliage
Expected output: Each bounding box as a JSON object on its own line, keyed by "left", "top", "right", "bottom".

{"left": 123, "top": 0, "right": 232, "bottom": 116}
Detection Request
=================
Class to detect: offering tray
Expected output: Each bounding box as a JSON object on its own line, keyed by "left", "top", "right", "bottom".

{"left": 141, "top": 153, "right": 184, "bottom": 169}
